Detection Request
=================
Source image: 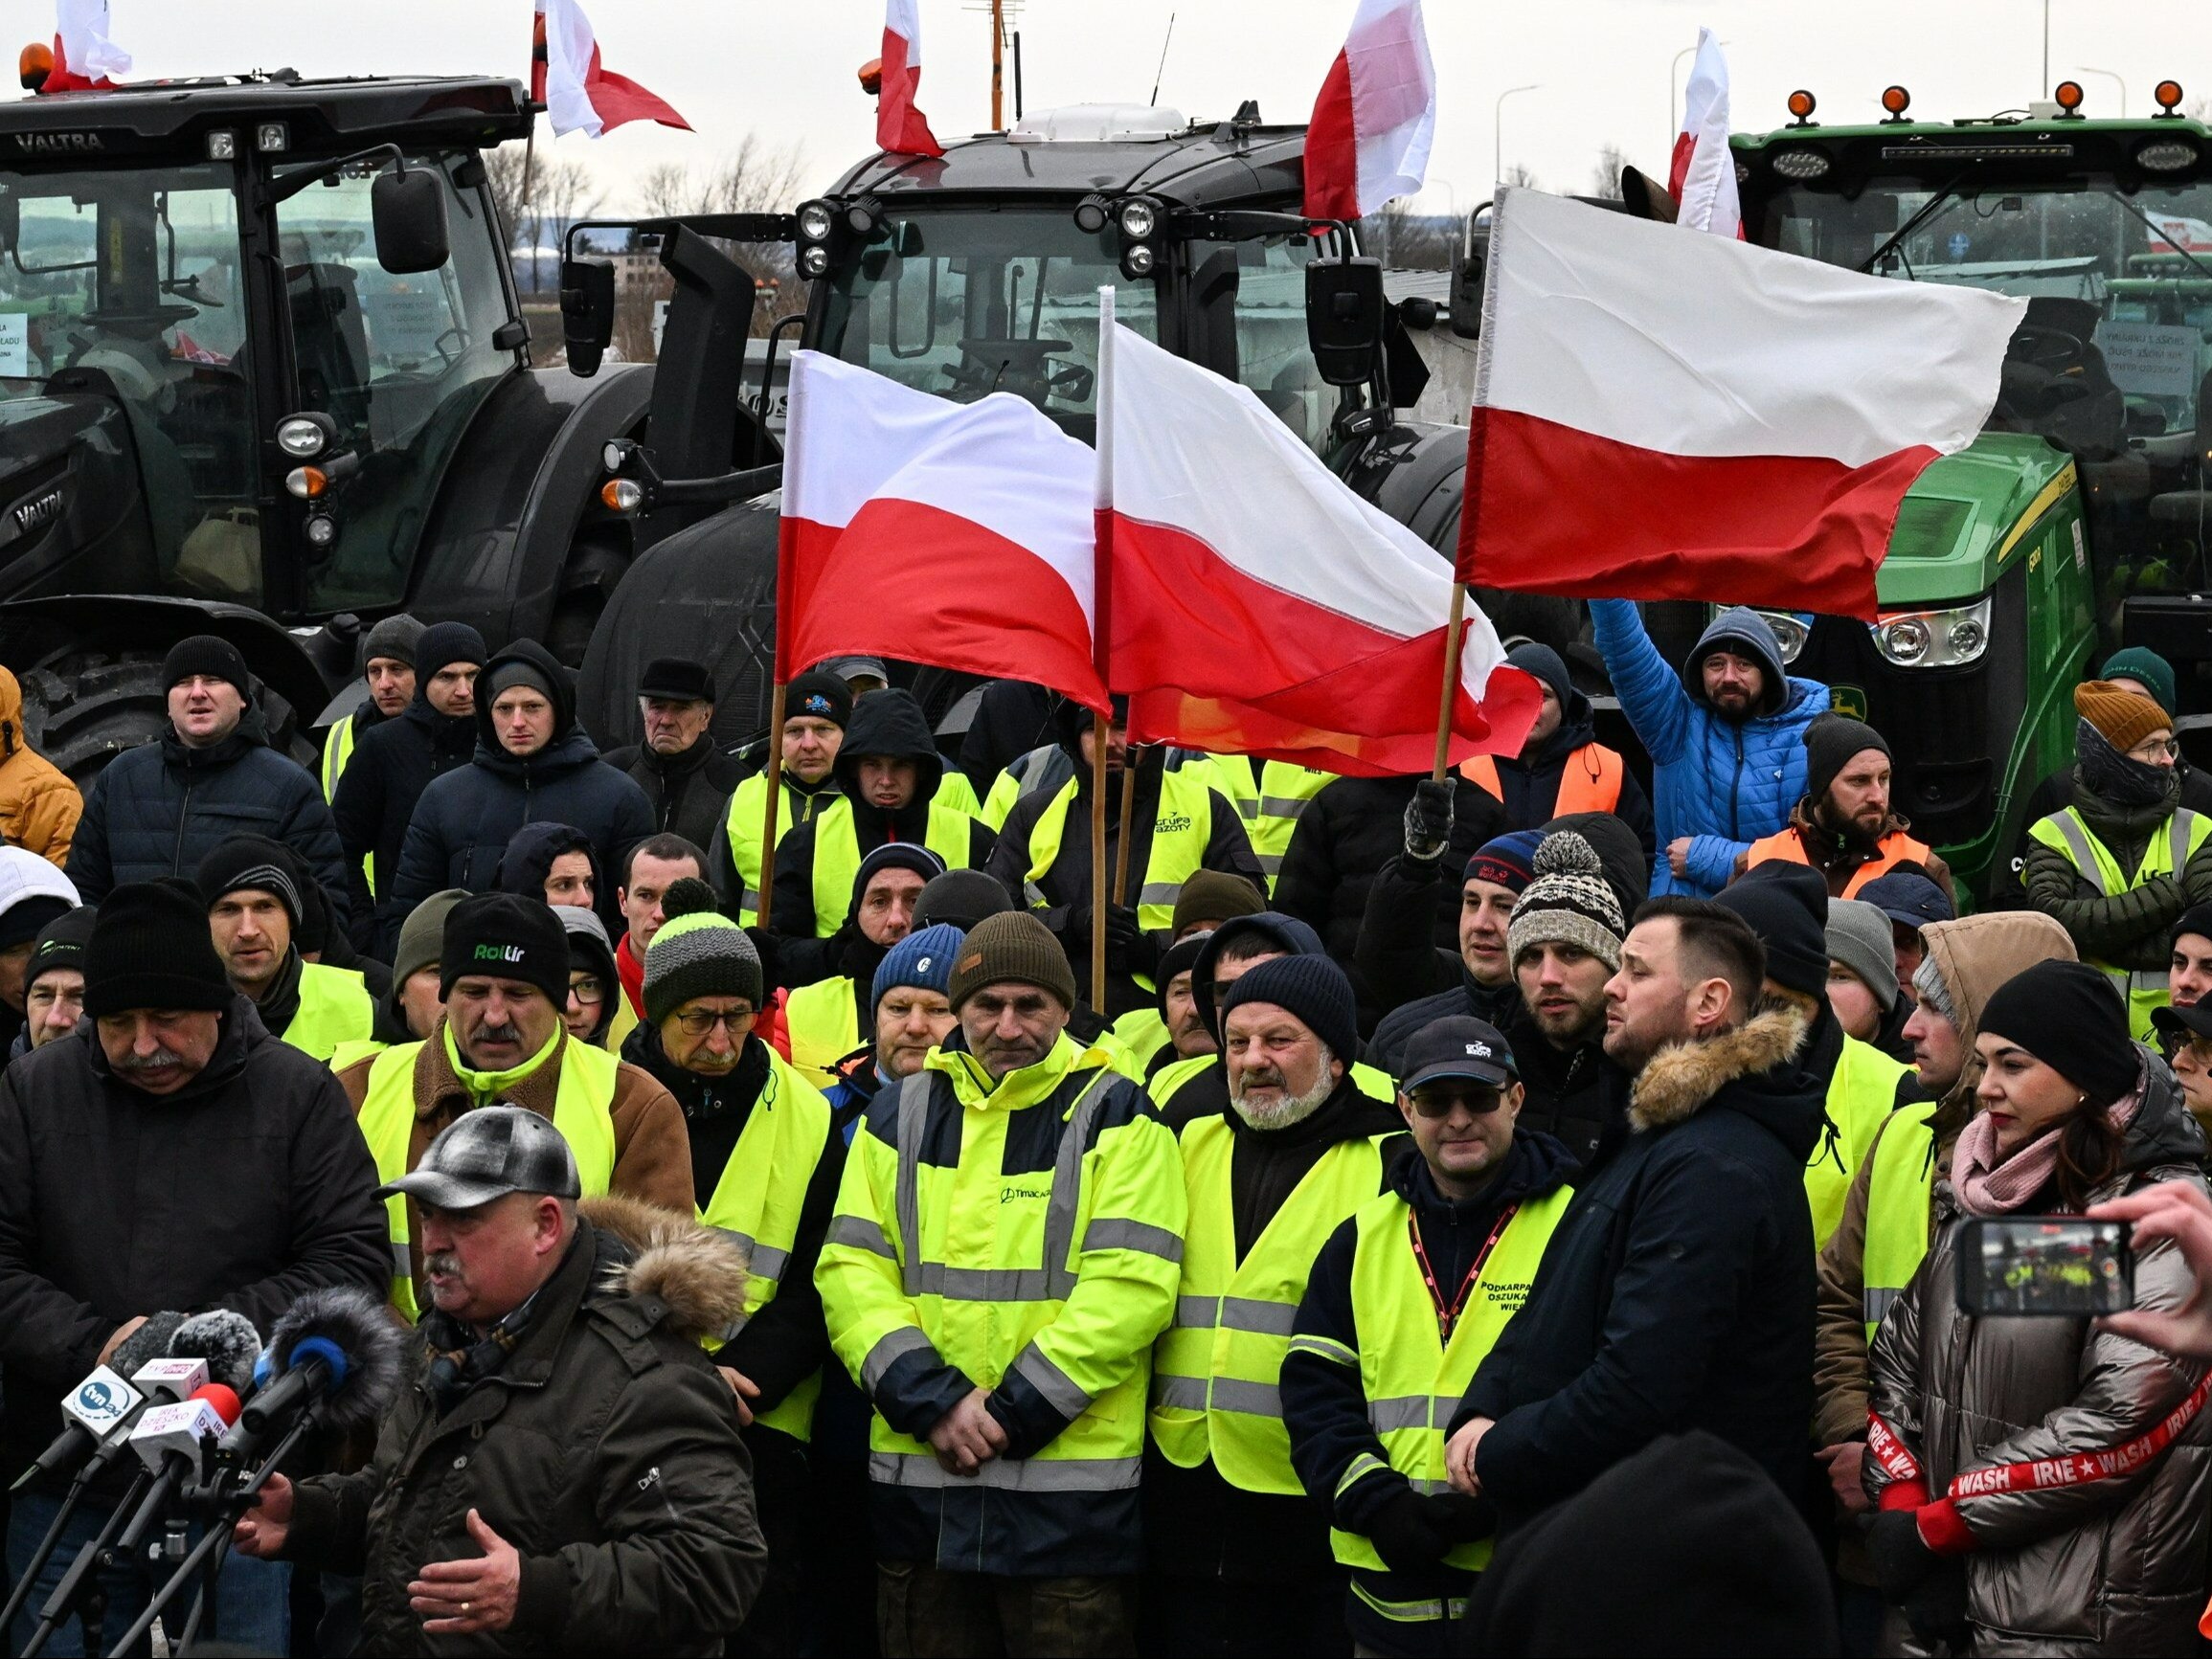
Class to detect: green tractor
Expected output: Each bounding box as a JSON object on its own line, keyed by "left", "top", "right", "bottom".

{"left": 1724, "top": 78, "right": 2212, "bottom": 899}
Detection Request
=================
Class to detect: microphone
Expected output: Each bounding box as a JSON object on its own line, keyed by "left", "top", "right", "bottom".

{"left": 127, "top": 1385, "right": 242, "bottom": 1478}
{"left": 79, "top": 1310, "right": 266, "bottom": 1481}
{"left": 12, "top": 1367, "right": 145, "bottom": 1491}
{"left": 219, "top": 1287, "right": 404, "bottom": 1462}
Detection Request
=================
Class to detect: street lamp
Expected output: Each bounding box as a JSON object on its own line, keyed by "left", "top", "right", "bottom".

{"left": 2075, "top": 65, "right": 2126, "bottom": 116}
{"left": 1496, "top": 84, "right": 1540, "bottom": 187}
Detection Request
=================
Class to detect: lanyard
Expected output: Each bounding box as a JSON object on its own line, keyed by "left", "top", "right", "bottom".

{"left": 1408, "top": 1203, "right": 1519, "bottom": 1344}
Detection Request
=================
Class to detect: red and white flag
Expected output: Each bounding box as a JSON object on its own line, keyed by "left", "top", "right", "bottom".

{"left": 1669, "top": 28, "right": 1740, "bottom": 236}
{"left": 46, "top": 0, "right": 130, "bottom": 92}
{"left": 777, "top": 350, "right": 1106, "bottom": 708}
{"left": 1303, "top": 0, "right": 1436, "bottom": 221}
{"left": 1099, "top": 306, "right": 1535, "bottom": 775}
{"left": 1459, "top": 188, "right": 2026, "bottom": 620}
{"left": 875, "top": 0, "right": 944, "bottom": 159}
{"left": 532, "top": 0, "right": 690, "bottom": 139}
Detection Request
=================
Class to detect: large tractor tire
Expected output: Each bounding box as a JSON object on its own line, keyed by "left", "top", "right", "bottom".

{"left": 18, "top": 648, "right": 313, "bottom": 791}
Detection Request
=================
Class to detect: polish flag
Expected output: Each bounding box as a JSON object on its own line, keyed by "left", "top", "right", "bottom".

{"left": 532, "top": 0, "right": 690, "bottom": 140}
{"left": 776, "top": 350, "right": 1107, "bottom": 709}
{"left": 1303, "top": 0, "right": 1437, "bottom": 221}
{"left": 1098, "top": 308, "right": 1535, "bottom": 775}
{"left": 875, "top": 0, "right": 944, "bottom": 159}
{"left": 46, "top": 0, "right": 130, "bottom": 92}
{"left": 1669, "top": 28, "right": 1740, "bottom": 237}
{"left": 1459, "top": 188, "right": 2027, "bottom": 621}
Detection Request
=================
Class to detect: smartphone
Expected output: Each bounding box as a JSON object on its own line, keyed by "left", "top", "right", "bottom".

{"left": 1956, "top": 1217, "right": 2133, "bottom": 1317}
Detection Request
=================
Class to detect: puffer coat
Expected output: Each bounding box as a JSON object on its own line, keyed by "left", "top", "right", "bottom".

{"left": 1591, "top": 599, "right": 1828, "bottom": 898}
{"left": 1865, "top": 1050, "right": 2212, "bottom": 1656}
{"left": 0, "top": 666, "right": 79, "bottom": 865}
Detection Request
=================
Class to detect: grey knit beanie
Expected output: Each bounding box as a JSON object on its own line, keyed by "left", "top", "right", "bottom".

{"left": 1825, "top": 898, "right": 1900, "bottom": 1014}
{"left": 362, "top": 614, "right": 426, "bottom": 669}
{"left": 1507, "top": 831, "right": 1627, "bottom": 971}
{"left": 643, "top": 878, "right": 762, "bottom": 1023}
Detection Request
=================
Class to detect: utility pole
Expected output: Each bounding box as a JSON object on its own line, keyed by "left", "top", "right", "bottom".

{"left": 991, "top": 0, "right": 1004, "bottom": 130}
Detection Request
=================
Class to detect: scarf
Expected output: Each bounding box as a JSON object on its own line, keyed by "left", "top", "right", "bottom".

{"left": 443, "top": 1021, "right": 562, "bottom": 1106}
{"left": 422, "top": 1282, "right": 546, "bottom": 1412}
{"left": 2076, "top": 719, "right": 2179, "bottom": 813}
{"left": 1952, "top": 1069, "right": 2144, "bottom": 1217}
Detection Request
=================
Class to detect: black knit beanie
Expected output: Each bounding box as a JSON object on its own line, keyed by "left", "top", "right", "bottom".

{"left": 416, "top": 621, "right": 488, "bottom": 679}
{"left": 83, "top": 881, "right": 232, "bottom": 1019}
{"left": 2176, "top": 902, "right": 2212, "bottom": 950}
{"left": 361, "top": 614, "right": 425, "bottom": 669}
{"left": 948, "top": 911, "right": 1078, "bottom": 1012}
{"left": 1803, "top": 713, "right": 1891, "bottom": 806}
{"left": 786, "top": 668, "right": 855, "bottom": 731}
{"left": 26, "top": 905, "right": 97, "bottom": 992}
{"left": 0, "top": 894, "right": 71, "bottom": 953}
{"left": 1977, "top": 959, "right": 2140, "bottom": 1105}
{"left": 440, "top": 892, "right": 570, "bottom": 1007}
{"left": 162, "top": 635, "right": 251, "bottom": 699}
{"left": 914, "top": 869, "right": 1016, "bottom": 932}
{"left": 1156, "top": 930, "right": 1213, "bottom": 1020}
{"left": 195, "top": 834, "right": 305, "bottom": 931}
{"left": 1219, "top": 953, "right": 1359, "bottom": 1065}
{"left": 1715, "top": 862, "right": 1830, "bottom": 998}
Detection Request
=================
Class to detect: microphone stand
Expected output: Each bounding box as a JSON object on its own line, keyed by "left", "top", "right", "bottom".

{"left": 14, "top": 1465, "right": 155, "bottom": 1659}
{"left": 0, "top": 1457, "right": 107, "bottom": 1643}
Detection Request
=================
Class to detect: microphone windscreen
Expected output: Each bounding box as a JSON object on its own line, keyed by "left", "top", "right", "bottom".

{"left": 267, "top": 1286, "right": 407, "bottom": 1434}
{"left": 169, "top": 1310, "right": 262, "bottom": 1397}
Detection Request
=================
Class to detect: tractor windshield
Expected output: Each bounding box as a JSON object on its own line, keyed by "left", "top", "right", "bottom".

{"left": 1769, "top": 177, "right": 2212, "bottom": 441}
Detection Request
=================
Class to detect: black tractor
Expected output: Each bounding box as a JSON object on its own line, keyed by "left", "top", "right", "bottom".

{"left": 0, "top": 70, "right": 675, "bottom": 777}
{"left": 563, "top": 101, "right": 1535, "bottom": 752}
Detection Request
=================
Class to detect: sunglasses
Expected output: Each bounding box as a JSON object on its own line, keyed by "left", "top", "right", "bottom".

{"left": 1407, "top": 1083, "right": 1510, "bottom": 1119}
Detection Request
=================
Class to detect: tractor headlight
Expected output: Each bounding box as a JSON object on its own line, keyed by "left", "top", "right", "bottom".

{"left": 1752, "top": 610, "right": 1810, "bottom": 664}
{"left": 800, "top": 246, "right": 830, "bottom": 279}
{"left": 1117, "top": 198, "right": 1159, "bottom": 240}
{"left": 797, "top": 200, "right": 835, "bottom": 242}
{"left": 1871, "top": 597, "right": 1992, "bottom": 668}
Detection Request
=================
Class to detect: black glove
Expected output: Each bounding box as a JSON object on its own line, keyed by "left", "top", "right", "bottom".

{"left": 1901, "top": 1558, "right": 1972, "bottom": 1648}
{"left": 1100, "top": 905, "right": 1158, "bottom": 977}
{"left": 743, "top": 927, "right": 781, "bottom": 984}
{"left": 1864, "top": 1509, "right": 1939, "bottom": 1604}
{"left": 1066, "top": 904, "right": 1095, "bottom": 946}
{"left": 1365, "top": 1487, "right": 1462, "bottom": 1575}
{"left": 1402, "top": 776, "right": 1456, "bottom": 865}
{"left": 1425, "top": 1490, "right": 1497, "bottom": 1545}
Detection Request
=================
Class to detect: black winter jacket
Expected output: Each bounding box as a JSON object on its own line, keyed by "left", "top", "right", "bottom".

{"left": 956, "top": 678, "right": 1064, "bottom": 796}
{"left": 282, "top": 1205, "right": 770, "bottom": 1655}
{"left": 0, "top": 998, "right": 388, "bottom": 1485}
{"left": 332, "top": 691, "right": 475, "bottom": 943}
{"left": 1455, "top": 998, "right": 1824, "bottom": 1523}
{"left": 603, "top": 733, "right": 746, "bottom": 852}
{"left": 68, "top": 705, "right": 350, "bottom": 930}
{"left": 1275, "top": 776, "right": 1503, "bottom": 1033}
{"left": 379, "top": 641, "right": 653, "bottom": 953}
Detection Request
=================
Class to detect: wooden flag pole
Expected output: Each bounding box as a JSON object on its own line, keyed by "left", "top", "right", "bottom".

{"left": 1432, "top": 583, "right": 1469, "bottom": 784}
{"left": 1112, "top": 740, "right": 1139, "bottom": 908}
{"left": 756, "top": 679, "right": 788, "bottom": 932}
{"left": 1091, "top": 710, "right": 1110, "bottom": 1011}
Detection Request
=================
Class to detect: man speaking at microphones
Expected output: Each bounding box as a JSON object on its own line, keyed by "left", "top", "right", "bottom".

{"left": 233, "top": 1107, "right": 768, "bottom": 1653}
{"left": 0, "top": 880, "right": 388, "bottom": 1653}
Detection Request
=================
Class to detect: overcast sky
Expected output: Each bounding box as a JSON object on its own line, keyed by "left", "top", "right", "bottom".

{"left": 14, "top": 0, "right": 2208, "bottom": 213}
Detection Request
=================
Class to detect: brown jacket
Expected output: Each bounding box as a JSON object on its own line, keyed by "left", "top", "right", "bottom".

{"left": 338, "top": 1016, "right": 693, "bottom": 1312}
{"left": 0, "top": 667, "right": 79, "bottom": 867}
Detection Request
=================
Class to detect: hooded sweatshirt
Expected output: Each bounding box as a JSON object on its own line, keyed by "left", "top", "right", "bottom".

{"left": 377, "top": 640, "right": 653, "bottom": 954}
{"left": 1590, "top": 600, "right": 1829, "bottom": 898}
{"left": 0, "top": 666, "right": 80, "bottom": 867}
{"left": 1482, "top": 646, "right": 1655, "bottom": 860}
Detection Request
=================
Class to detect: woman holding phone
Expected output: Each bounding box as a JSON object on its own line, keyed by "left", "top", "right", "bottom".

{"left": 1862, "top": 958, "right": 2212, "bottom": 1656}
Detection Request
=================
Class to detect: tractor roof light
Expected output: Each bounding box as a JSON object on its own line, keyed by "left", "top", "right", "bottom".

{"left": 800, "top": 245, "right": 830, "bottom": 279}
{"left": 2155, "top": 79, "right": 2186, "bottom": 118}
{"left": 1771, "top": 147, "right": 1832, "bottom": 180}
{"left": 1120, "top": 243, "right": 1157, "bottom": 280}
{"left": 18, "top": 41, "right": 53, "bottom": 92}
{"left": 796, "top": 200, "right": 835, "bottom": 243}
{"left": 845, "top": 195, "right": 884, "bottom": 238}
{"left": 2137, "top": 138, "right": 2200, "bottom": 172}
{"left": 275, "top": 413, "right": 336, "bottom": 460}
{"left": 601, "top": 439, "right": 632, "bottom": 474}
{"left": 1881, "top": 85, "right": 1911, "bottom": 123}
{"left": 284, "top": 465, "right": 329, "bottom": 501}
{"left": 2053, "top": 79, "right": 2086, "bottom": 118}
{"left": 1117, "top": 197, "right": 1160, "bottom": 240}
{"left": 255, "top": 123, "right": 288, "bottom": 154}
{"left": 1786, "top": 88, "right": 1817, "bottom": 126}
{"left": 206, "top": 130, "right": 238, "bottom": 161}
{"left": 1073, "top": 193, "right": 1112, "bottom": 235}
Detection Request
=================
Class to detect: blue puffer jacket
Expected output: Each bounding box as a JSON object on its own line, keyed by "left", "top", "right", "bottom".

{"left": 378, "top": 640, "right": 652, "bottom": 953}
{"left": 66, "top": 705, "right": 350, "bottom": 929}
{"left": 1591, "top": 600, "right": 1829, "bottom": 898}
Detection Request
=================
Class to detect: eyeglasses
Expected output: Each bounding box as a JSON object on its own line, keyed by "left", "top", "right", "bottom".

{"left": 2127, "top": 739, "right": 2181, "bottom": 763}
{"left": 2163, "top": 1029, "right": 2212, "bottom": 1066}
{"left": 675, "top": 1007, "right": 752, "bottom": 1037}
{"left": 567, "top": 975, "right": 605, "bottom": 1005}
{"left": 1407, "top": 1085, "right": 1509, "bottom": 1119}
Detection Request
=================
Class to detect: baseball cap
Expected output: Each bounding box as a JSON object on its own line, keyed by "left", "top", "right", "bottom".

{"left": 2153, "top": 999, "right": 2212, "bottom": 1049}
{"left": 1856, "top": 867, "right": 1953, "bottom": 931}
{"left": 374, "top": 1105, "right": 581, "bottom": 1210}
{"left": 1400, "top": 1016, "right": 1518, "bottom": 1092}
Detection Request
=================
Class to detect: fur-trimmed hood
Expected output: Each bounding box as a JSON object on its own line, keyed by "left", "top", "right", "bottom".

{"left": 1628, "top": 998, "right": 1821, "bottom": 1161}
{"left": 580, "top": 1192, "right": 748, "bottom": 1343}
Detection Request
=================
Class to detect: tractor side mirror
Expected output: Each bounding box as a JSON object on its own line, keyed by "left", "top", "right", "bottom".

{"left": 371, "top": 168, "right": 450, "bottom": 275}
{"left": 560, "top": 258, "right": 617, "bottom": 378}
{"left": 1306, "top": 254, "right": 1386, "bottom": 387}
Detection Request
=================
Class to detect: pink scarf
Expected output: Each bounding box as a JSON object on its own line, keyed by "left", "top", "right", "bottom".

{"left": 1952, "top": 1071, "right": 2144, "bottom": 1218}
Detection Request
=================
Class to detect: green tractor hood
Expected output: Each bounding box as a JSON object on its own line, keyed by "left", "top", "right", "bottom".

{"left": 1879, "top": 433, "right": 2078, "bottom": 608}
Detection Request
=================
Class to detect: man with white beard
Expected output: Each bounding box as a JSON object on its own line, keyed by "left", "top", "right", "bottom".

{"left": 1142, "top": 952, "right": 1406, "bottom": 1655}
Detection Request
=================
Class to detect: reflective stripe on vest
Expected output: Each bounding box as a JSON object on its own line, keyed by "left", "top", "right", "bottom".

{"left": 1862, "top": 1101, "right": 1938, "bottom": 1343}
{"left": 2029, "top": 806, "right": 2210, "bottom": 1038}
{"left": 356, "top": 1038, "right": 621, "bottom": 1321}
{"left": 1149, "top": 1120, "right": 1389, "bottom": 1493}
{"left": 1803, "top": 1037, "right": 1911, "bottom": 1249}
{"left": 1172, "top": 753, "right": 1331, "bottom": 886}
{"left": 281, "top": 963, "right": 376, "bottom": 1065}
{"left": 1742, "top": 825, "right": 1934, "bottom": 900}
{"left": 699, "top": 1045, "right": 834, "bottom": 1440}
{"left": 1458, "top": 746, "right": 1625, "bottom": 817}
{"left": 726, "top": 773, "right": 839, "bottom": 926}
{"left": 785, "top": 976, "right": 860, "bottom": 1089}
{"left": 810, "top": 797, "right": 977, "bottom": 939}
{"left": 1023, "top": 769, "right": 1214, "bottom": 931}
{"left": 1318, "top": 1183, "right": 1573, "bottom": 1591}
{"left": 983, "top": 744, "right": 1076, "bottom": 834}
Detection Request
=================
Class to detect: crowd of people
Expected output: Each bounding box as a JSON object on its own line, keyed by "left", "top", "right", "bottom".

{"left": 0, "top": 603, "right": 2209, "bottom": 1657}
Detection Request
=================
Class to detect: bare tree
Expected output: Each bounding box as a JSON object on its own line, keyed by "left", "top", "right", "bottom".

{"left": 1364, "top": 200, "right": 1456, "bottom": 269}
{"left": 1502, "top": 163, "right": 1543, "bottom": 191}
{"left": 622, "top": 137, "right": 812, "bottom": 334}
{"left": 1590, "top": 143, "right": 1631, "bottom": 201}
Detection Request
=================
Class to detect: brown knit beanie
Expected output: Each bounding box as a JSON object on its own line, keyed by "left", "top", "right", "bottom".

{"left": 1171, "top": 871, "right": 1265, "bottom": 938}
{"left": 2074, "top": 681, "right": 2170, "bottom": 754}
{"left": 948, "top": 910, "right": 1078, "bottom": 1012}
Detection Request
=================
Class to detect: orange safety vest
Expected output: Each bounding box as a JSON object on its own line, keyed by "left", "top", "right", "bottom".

{"left": 1460, "top": 745, "right": 1625, "bottom": 816}
{"left": 1743, "top": 825, "right": 1932, "bottom": 898}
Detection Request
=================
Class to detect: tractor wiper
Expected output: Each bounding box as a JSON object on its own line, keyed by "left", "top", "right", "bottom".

{"left": 1859, "top": 162, "right": 1983, "bottom": 275}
